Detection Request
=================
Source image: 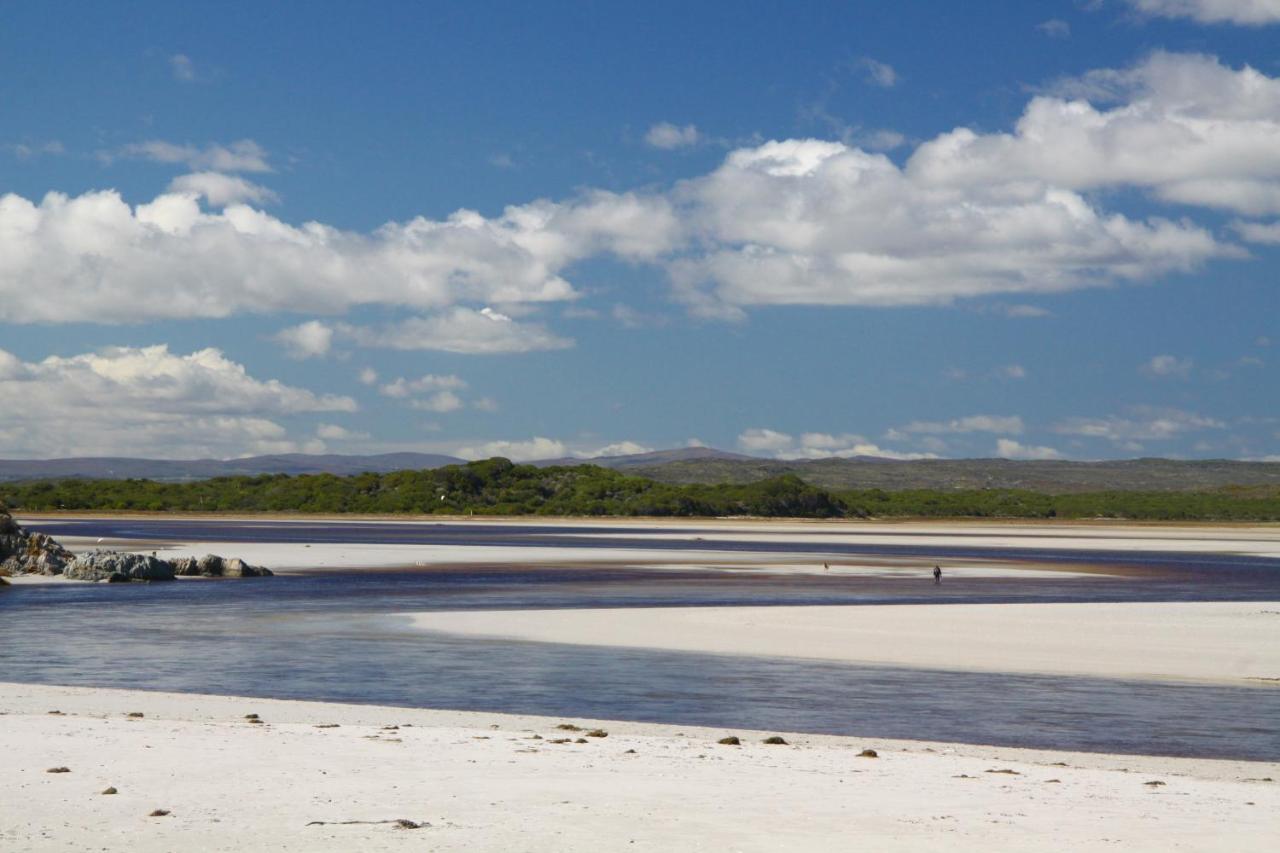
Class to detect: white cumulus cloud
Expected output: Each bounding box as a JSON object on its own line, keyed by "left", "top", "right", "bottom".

{"left": 455, "top": 436, "right": 568, "bottom": 462}
{"left": 379, "top": 374, "right": 468, "bottom": 398}
{"left": 117, "top": 139, "right": 272, "bottom": 172}
{"left": 645, "top": 122, "right": 700, "bottom": 149}
{"left": 1141, "top": 354, "right": 1194, "bottom": 377}
{"left": 167, "top": 172, "right": 279, "bottom": 206}
{"left": 0, "top": 345, "right": 354, "bottom": 458}
{"left": 1037, "top": 19, "right": 1071, "bottom": 37}
{"left": 379, "top": 374, "right": 472, "bottom": 414}
{"left": 1123, "top": 0, "right": 1280, "bottom": 25}
{"left": 273, "top": 320, "right": 334, "bottom": 359}
{"left": 410, "top": 391, "right": 464, "bottom": 413}
{"left": 1233, "top": 220, "right": 1280, "bottom": 243}
{"left": 671, "top": 136, "right": 1224, "bottom": 317}
{"left": 9, "top": 52, "right": 1278, "bottom": 329}
{"left": 737, "top": 428, "right": 936, "bottom": 460}
{"left": 339, "top": 307, "right": 573, "bottom": 354}
{"left": 858, "top": 58, "right": 898, "bottom": 88}
{"left": 0, "top": 188, "right": 677, "bottom": 324}
{"left": 912, "top": 52, "right": 1280, "bottom": 215}
{"left": 317, "top": 423, "right": 369, "bottom": 441}
{"left": 995, "top": 439, "right": 1064, "bottom": 460}
{"left": 1054, "top": 406, "right": 1225, "bottom": 442}
{"left": 579, "top": 441, "right": 654, "bottom": 458}
{"left": 737, "top": 428, "right": 796, "bottom": 453}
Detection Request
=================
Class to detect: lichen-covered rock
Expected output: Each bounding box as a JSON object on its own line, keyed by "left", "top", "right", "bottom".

{"left": 64, "top": 551, "right": 176, "bottom": 582}
{"left": 180, "top": 554, "right": 272, "bottom": 577}
{"left": 0, "top": 508, "right": 74, "bottom": 575}
{"left": 198, "top": 554, "right": 224, "bottom": 576}
{"left": 222, "top": 557, "right": 272, "bottom": 577}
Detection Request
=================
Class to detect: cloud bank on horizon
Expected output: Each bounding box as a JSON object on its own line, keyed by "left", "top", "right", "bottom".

{"left": 0, "top": 2, "right": 1276, "bottom": 462}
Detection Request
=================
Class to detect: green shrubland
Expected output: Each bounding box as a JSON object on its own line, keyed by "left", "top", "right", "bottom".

{"left": 1, "top": 458, "right": 1277, "bottom": 520}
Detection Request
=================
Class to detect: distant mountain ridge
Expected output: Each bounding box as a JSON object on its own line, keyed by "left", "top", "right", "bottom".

{"left": 1, "top": 449, "right": 1277, "bottom": 494}
{"left": 629, "top": 456, "right": 1280, "bottom": 494}
{"left": 0, "top": 447, "right": 751, "bottom": 483}
{"left": 0, "top": 453, "right": 464, "bottom": 483}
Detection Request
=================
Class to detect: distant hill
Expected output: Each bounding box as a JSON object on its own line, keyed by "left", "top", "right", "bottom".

{"left": 0, "top": 452, "right": 463, "bottom": 483}
{"left": 629, "top": 457, "right": 1280, "bottom": 494}
{"left": 3, "top": 449, "right": 1277, "bottom": 494}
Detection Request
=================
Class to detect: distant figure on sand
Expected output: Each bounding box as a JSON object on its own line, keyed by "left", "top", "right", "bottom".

{"left": 933, "top": 565, "right": 942, "bottom": 585}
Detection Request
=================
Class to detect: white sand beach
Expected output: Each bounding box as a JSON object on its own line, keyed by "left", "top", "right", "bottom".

{"left": 409, "top": 601, "right": 1280, "bottom": 685}
{"left": 2, "top": 682, "right": 1276, "bottom": 853}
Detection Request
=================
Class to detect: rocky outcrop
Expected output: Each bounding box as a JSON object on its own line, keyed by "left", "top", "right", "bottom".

{"left": 0, "top": 508, "right": 74, "bottom": 576}
{"left": 64, "top": 551, "right": 177, "bottom": 583}
{"left": 1, "top": 507, "right": 272, "bottom": 582}
{"left": 172, "top": 554, "right": 273, "bottom": 577}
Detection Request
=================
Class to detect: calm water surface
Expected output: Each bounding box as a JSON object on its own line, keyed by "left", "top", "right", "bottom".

{"left": 3, "top": 520, "right": 1279, "bottom": 761}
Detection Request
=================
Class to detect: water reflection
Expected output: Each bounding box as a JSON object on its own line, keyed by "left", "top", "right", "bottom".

{"left": 3, "top": 569, "right": 1278, "bottom": 761}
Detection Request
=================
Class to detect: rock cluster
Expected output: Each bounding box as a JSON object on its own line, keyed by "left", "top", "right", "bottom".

{"left": 64, "top": 551, "right": 177, "bottom": 583}
{"left": 0, "top": 509, "right": 74, "bottom": 576}
{"left": 0, "top": 507, "right": 271, "bottom": 582}
{"left": 172, "top": 554, "right": 272, "bottom": 578}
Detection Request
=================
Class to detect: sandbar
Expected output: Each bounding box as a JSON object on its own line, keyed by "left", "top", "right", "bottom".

{"left": 409, "top": 601, "right": 1280, "bottom": 685}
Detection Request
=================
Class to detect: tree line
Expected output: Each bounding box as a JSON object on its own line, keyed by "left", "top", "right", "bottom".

{"left": 1, "top": 458, "right": 1277, "bottom": 520}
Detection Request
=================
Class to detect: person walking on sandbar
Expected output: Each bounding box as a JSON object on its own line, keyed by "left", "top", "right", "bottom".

{"left": 933, "top": 565, "right": 942, "bottom": 585}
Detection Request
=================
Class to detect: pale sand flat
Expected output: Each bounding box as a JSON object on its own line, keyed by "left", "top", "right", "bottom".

{"left": 409, "top": 601, "right": 1280, "bottom": 685}
{"left": 1, "top": 682, "right": 1276, "bottom": 852}
{"left": 43, "top": 536, "right": 1111, "bottom": 578}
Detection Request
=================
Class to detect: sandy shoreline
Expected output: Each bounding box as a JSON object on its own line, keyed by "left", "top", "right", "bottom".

{"left": 3, "top": 681, "right": 1276, "bottom": 852}
{"left": 408, "top": 602, "right": 1280, "bottom": 686}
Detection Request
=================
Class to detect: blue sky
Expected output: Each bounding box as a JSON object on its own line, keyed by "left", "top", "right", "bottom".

{"left": 1, "top": 0, "right": 1277, "bottom": 461}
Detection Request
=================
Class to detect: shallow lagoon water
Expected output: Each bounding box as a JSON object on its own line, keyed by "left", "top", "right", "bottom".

{"left": 6, "top": 518, "right": 1280, "bottom": 760}
{"left": 4, "top": 561, "right": 1279, "bottom": 761}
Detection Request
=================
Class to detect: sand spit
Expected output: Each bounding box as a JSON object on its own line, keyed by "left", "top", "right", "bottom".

{"left": 2, "top": 682, "right": 1276, "bottom": 852}
{"left": 28, "top": 517, "right": 1280, "bottom": 577}
{"left": 409, "top": 601, "right": 1280, "bottom": 686}
{"left": 556, "top": 527, "right": 1280, "bottom": 558}
{"left": 48, "top": 537, "right": 1125, "bottom": 579}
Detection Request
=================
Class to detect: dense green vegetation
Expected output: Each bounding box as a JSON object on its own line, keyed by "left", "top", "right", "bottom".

{"left": 1, "top": 458, "right": 1277, "bottom": 520}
